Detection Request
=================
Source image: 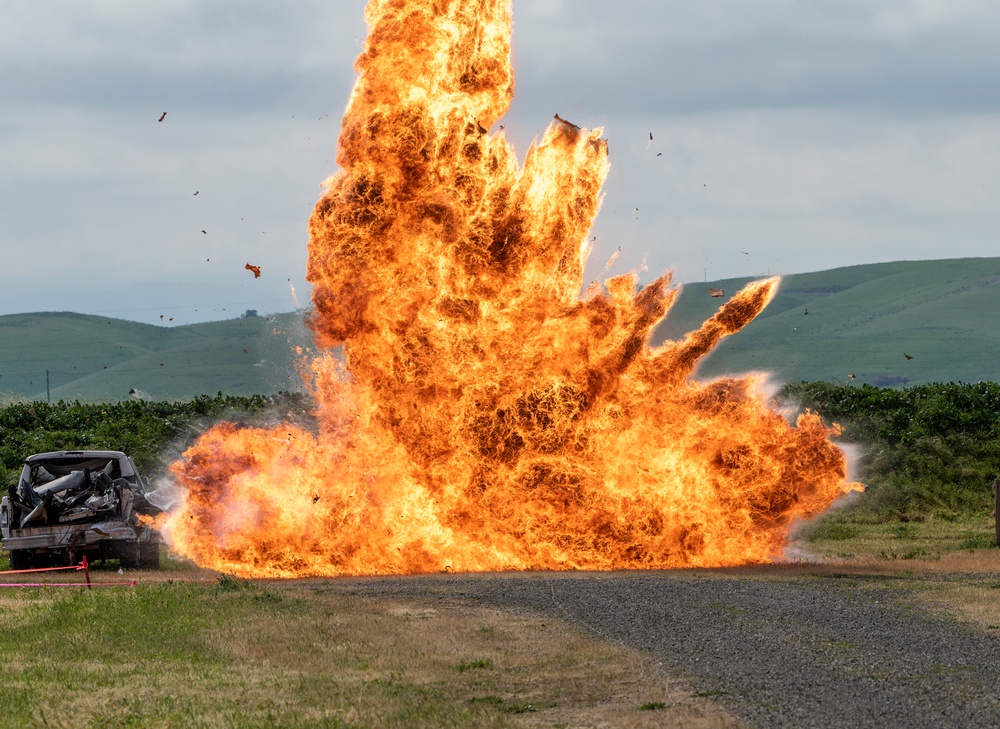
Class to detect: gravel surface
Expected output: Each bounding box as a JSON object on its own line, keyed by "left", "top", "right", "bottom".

{"left": 320, "top": 571, "right": 1000, "bottom": 728}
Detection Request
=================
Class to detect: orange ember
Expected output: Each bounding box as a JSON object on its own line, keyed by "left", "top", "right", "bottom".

{"left": 161, "top": 0, "right": 860, "bottom": 577}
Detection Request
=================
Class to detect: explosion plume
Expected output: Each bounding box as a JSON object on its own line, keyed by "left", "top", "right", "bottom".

{"left": 162, "top": 0, "right": 860, "bottom": 577}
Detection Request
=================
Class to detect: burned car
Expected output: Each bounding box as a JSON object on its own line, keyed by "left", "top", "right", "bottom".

{"left": 1, "top": 450, "right": 161, "bottom": 569}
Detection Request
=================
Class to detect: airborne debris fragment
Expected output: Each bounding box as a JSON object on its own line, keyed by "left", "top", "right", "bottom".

{"left": 904, "top": 353, "right": 913, "bottom": 360}
{"left": 553, "top": 113, "right": 580, "bottom": 130}
{"left": 158, "top": 112, "right": 166, "bottom": 122}
{"left": 709, "top": 288, "right": 725, "bottom": 298}
{"left": 245, "top": 263, "right": 262, "bottom": 278}
{"left": 193, "top": 191, "right": 199, "bottom": 196}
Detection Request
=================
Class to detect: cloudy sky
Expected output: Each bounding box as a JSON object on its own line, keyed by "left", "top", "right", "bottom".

{"left": 2, "top": 0, "right": 998, "bottom": 326}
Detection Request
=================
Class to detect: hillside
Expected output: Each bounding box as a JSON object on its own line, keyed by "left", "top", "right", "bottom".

{"left": 0, "top": 311, "right": 312, "bottom": 402}
{"left": 653, "top": 257, "right": 1000, "bottom": 387}
{"left": 2, "top": 257, "right": 999, "bottom": 402}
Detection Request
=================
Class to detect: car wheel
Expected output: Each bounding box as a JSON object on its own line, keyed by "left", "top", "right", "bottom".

{"left": 119, "top": 541, "right": 140, "bottom": 570}
{"left": 139, "top": 541, "right": 160, "bottom": 569}
{"left": 8, "top": 550, "right": 31, "bottom": 570}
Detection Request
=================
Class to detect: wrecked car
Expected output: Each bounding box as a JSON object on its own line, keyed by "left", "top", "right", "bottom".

{"left": 1, "top": 450, "right": 162, "bottom": 569}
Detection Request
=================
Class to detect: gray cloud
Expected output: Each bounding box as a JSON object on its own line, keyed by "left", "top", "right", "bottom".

{"left": 1, "top": 0, "right": 998, "bottom": 325}
{"left": 513, "top": 29, "right": 1000, "bottom": 117}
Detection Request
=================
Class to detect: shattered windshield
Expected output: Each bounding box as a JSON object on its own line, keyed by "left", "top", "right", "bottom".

{"left": 28, "top": 457, "right": 129, "bottom": 484}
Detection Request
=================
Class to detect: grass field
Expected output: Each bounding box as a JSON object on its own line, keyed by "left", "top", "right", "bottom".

{"left": 0, "top": 552, "right": 737, "bottom": 729}
{"left": 3, "top": 257, "right": 1000, "bottom": 403}
{"left": 796, "top": 512, "right": 998, "bottom": 562}
{"left": 2, "top": 518, "right": 999, "bottom": 727}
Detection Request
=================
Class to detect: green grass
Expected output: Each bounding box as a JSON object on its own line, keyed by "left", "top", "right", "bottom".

{"left": 0, "top": 579, "right": 505, "bottom": 728}
{"left": 638, "top": 701, "right": 671, "bottom": 711}
{"left": 799, "top": 513, "right": 997, "bottom": 560}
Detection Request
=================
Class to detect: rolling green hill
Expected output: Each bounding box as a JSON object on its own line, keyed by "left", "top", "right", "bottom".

{"left": 2, "top": 257, "right": 998, "bottom": 402}
{"left": 653, "top": 257, "right": 1000, "bottom": 387}
{"left": 0, "top": 311, "right": 313, "bottom": 402}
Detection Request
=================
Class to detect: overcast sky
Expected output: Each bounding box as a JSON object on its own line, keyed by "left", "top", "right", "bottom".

{"left": 2, "top": 0, "right": 998, "bottom": 326}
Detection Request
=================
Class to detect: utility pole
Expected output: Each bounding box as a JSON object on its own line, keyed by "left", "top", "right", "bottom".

{"left": 994, "top": 478, "right": 999, "bottom": 547}
{"left": 46, "top": 369, "right": 50, "bottom": 403}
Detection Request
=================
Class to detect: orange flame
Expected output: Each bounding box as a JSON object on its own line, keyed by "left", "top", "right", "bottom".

{"left": 161, "top": 0, "right": 860, "bottom": 577}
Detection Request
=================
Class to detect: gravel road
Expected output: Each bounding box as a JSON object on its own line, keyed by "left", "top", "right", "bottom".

{"left": 321, "top": 570, "right": 1000, "bottom": 728}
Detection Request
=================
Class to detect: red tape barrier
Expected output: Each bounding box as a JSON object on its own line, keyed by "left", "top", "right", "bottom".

{"left": 3, "top": 565, "right": 85, "bottom": 575}
{"left": 0, "top": 581, "right": 137, "bottom": 588}
{"left": 2, "top": 556, "right": 136, "bottom": 589}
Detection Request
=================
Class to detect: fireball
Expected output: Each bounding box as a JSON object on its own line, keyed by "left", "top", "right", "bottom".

{"left": 162, "top": 0, "right": 859, "bottom": 578}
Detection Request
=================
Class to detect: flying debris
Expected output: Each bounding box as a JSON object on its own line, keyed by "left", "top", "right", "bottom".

{"left": 553, "top": 113, "right": 580, "bottom": 130}
{"left": 475, "top": 119, "right": 488, "bottom": 135}
{"left": 201, "top": 230, "right": 207, "bottom": 234}
{"left": 709, "top": 288, "right": 725, "bottom": 298}
{"left": 804, "top": 309, "right": 808, "bottom": 315}
{"left": 657, "top": 153, "right": 662, "bottom": 157}
{"left": 194, "top": 191, "right": 199, "bottom": 196}
{"left": 158, "top": 112, "right": 167, "bottom": 122}
{"left": 849, "top": 374, "right": 856, "bottom": 380}
{"left": 245, "top": 263, "right": 262, "bottom": 278}
{"left": 649, "top": 132, "right": 653, "bottom": 141}
{"left": 904, "top": 353, "right": 913, "bottom": 360}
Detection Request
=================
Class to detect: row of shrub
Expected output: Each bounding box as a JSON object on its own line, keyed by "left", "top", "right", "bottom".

{"left": 0, "top": 393, "right": 313, "bottom": 487}
{"left": 2, "top": 383, "right": 996, "bottom": 522}
{"left": 781, "top": 381, "right": 1000, "bottom": 521}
